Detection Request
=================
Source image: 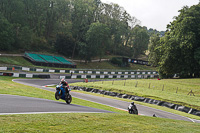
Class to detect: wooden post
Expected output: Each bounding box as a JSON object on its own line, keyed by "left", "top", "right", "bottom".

{"left": 135, "top": 81, "right": 138, "bottom": 87}
{"left": 176, "top": 87, "right": 178, "bottom": 93}
{"left": 112, "top": 80, "right": 114, "bottom": 85}
{"left": 149, "top": 83, "right": 151, "bottom": 88}
{"left": 124, "top": 79, "right": 126, "bottom": 86}
{"left": 162, "top": 85, "right": 164, "bottom": 91}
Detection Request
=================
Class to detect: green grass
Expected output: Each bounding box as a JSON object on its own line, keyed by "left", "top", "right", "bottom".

{"left": 0, "top": 77, "right": 200, "bottom": 132}
{"left": 70, "top": 79, "right": 200, "bottom": 110}
{"left": 76, "top": 61, "right": 156, "bottom": 70}
{"left": 0, "top": 57, "right": 34, "bottom": 67}
{"left": 0, "top": 113, "right": 200, "bottom": 133}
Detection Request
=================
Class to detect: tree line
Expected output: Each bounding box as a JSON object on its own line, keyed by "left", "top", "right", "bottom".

{"left": 148, "top": 3, "right": 200, "bottom": 78}
{"left": 0, "top": 0, "right": 154, "bottom": 62}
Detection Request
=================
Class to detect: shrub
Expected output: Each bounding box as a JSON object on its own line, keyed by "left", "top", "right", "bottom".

{"left": 110, "top": 57, "right": 123, "bottom": 66}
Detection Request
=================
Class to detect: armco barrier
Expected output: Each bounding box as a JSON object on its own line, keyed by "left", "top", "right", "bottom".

{"left": 0, "top": 66, "right": 158, "bottom": 75}
{"left": 38, "top": 75, "right": 50, "bottom": 78}
{"left": 70, "top": 86, "right": 200, "bottom": 117}
{"left": 3, "top": 73, "right": 13, "bottom": 76}
{"left": 61, "top": 74, "right": 157, "bottom": 79}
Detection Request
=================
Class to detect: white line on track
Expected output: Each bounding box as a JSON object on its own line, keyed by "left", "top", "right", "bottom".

{"left": 0, "top": 112, "right": 109, "bottom": 115}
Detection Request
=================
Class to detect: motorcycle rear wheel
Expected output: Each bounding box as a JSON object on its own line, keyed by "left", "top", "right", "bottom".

{"left": 65, "top": 94, "right": 72, "bottom": 104}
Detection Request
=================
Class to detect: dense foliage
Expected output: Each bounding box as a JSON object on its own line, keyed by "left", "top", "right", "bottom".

{"left": 0, "top": 0, "right": 150, "bottom": 61}
{"left": 149, "top": 3, "right": 200, "bottom": 78}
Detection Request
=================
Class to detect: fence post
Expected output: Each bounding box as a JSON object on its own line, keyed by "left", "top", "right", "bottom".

{"left": 176, "top": 87, "right": 178, "bottom": 93}
{"left": 149, "top": 83, "right": 151, "bottom": 88}
{"left": 162, "top": 85, "right": 164, "bottom": 91}
{"left": 124, "top": 79, "right": 126, "bottom": 86}
{"left": 135, "top": 81, "right": 138, "bottom": 87}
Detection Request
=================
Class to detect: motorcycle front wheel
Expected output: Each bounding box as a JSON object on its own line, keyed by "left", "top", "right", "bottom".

{"left": 55, "top": 91, "right": 60, "bottom": 100}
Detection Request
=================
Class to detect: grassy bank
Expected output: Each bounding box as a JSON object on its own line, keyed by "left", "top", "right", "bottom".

{"left": 0, "top": 56, "right": 156, "bottom": 70}
{"left": 70, "top": 79, "right": 200, "bottom": 110}
{"left": 1, "top": 113, "right": 200, "bottom": 133}
{"left": 0, "top": 56, "right": 34, "bottom": 67}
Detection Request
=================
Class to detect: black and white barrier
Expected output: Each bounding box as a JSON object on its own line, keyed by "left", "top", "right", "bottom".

{"left": 61, "top": 74, "right": 158, "bottom": 79}
{"left": 70, "top": 86, "right": 200, "bottom": 117}
{"left": 0, "top": 72, "right": 50, "bottom": 78}
{"left": 0, "top": 66, "right": 158, "bottom": 75}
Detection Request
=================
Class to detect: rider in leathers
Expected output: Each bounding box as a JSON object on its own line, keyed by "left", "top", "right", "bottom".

{"left": 128, "top": 102, "right": 138, "bottom": 115}
{"left": 59, "top": 78, "right": 70, "bottom": 95}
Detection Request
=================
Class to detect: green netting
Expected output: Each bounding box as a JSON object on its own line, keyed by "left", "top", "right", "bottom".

{"left": 39, "top": 54, "right": 61, "bottom": 63}
{"left": 26, "top": 53, "right": 46, "bottom": 62}
{"left": 54, "top": 56, "right": 72, "bottom": 64}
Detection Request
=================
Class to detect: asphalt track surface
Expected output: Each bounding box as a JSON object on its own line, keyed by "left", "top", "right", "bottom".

{"left": 0, "top": 94, "right": 112, "bottom": 115}
{"left": 1, "top": 78, "right": 199, "bottom": 123}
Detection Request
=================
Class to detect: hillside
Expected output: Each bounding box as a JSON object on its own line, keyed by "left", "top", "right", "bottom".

{"left": 0, "top": 56, "right": 156, "bottom": 70}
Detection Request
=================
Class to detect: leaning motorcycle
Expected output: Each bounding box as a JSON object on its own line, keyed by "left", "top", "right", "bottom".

{"left": 128, "top": 104, "right": 138, "bottom": 115}
{"left": 55, "top": 84, "right": 72, "bottom": 104}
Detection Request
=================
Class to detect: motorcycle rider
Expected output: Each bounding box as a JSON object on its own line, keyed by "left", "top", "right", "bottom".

{"left": 59, "top": 78, "right": 70, "bottom": 95}
{"left": 128, "top": 102, "right": 138, "bottom": 115}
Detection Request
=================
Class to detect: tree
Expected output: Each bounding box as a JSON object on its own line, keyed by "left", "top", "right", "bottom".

{"left": 149, "top": 4, "right": 200, "bottom": 78}
{"left": 86, "top": 22, "right": 110, "bottom": 61}
{"left": 131, "top": 25, "right": 150, "bottom": 58}
{"left": 0, "top": 0, "right": 143, "bottom": 60}
{"left": 0, "top": 14, "right": 15, "bottom": 51}
{"left": 148, "top": 34, "right": 162, "bottom": 67}
{"left": 54, "top": 33, "right": 76, "bottom": 57}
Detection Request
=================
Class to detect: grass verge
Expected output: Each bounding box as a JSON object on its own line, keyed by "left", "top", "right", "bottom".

{"left": 0, "top": 113, "right": 200, "bottom": 133}
{"left": 70, "top": 78, "right": 200, "bottom": 111}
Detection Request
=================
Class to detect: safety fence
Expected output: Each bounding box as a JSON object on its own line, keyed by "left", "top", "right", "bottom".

{"left": 0, "top": 72, "right": 158, "bottom": 79}
{"left": 0, "top": 66, "right": 158, "bottom": 75}
{"left": 0, "top": 66, "right": 69, "bottom": 73}
{"left": 60, "top": 74, "right": 158, "bottom": 79}
{"left": 0, "top": 72, "right": 50, "bottom": 78}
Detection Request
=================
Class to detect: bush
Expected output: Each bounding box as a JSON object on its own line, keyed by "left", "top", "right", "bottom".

{"left": 110, "top": 57, "right": 123, "bottom": 66}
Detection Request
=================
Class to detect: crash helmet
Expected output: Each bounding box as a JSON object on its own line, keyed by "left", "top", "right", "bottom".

{"left": 61, "top": 78, "right": 65, "bottom": 82}
{"left": 131, "top": 102, "right": 134, "bottom": 105}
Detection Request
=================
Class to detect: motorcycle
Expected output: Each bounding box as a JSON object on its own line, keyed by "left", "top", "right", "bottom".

{"left": 55, "top": 84, "right": 72, "bottom": 104}
{"left": 128, "top": 102, "right": 138, "bottom": 115}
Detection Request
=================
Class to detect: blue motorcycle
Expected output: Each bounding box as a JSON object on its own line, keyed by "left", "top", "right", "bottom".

{"left": 55, "top": 84, "right": 72, "bottom": 104}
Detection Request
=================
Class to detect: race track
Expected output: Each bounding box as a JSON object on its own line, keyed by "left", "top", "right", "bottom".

{"left": 1, "top": 78, "right": 199, "bottom": 123}
{"left": 0, "top": 94, "right": 112, "bottom": 115}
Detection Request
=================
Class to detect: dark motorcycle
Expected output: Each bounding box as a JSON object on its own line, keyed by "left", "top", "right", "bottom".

{"left": 128, "top": 102, "right": 138, "bottom": 115}
{"left": 55, "top": 84, "right": 72, "bottom": 104}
